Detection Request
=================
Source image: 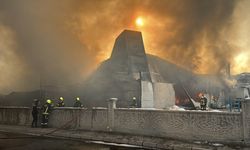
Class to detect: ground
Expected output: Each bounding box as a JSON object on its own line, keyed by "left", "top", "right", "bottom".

{"left": 0, "top": 125, "right": 249, "bottom": 150}
{"left": 0, "top": 132, "right": 145, "bottom": 150}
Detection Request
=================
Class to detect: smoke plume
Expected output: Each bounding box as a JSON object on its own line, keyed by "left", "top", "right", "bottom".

{"left": 0, "top": 0, "right": 248, "bottom": 94}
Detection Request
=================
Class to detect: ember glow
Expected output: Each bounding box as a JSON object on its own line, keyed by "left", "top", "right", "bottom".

{"left": 233, "top": 52, "right": 250, "bottom": 73}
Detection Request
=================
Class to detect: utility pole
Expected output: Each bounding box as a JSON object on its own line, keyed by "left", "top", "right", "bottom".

{"left": 39, "top": 73, "right": 43, "bottom": 102}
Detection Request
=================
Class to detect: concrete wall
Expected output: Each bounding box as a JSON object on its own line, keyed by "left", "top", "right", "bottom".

{"left": 153, "top": 82, "right": 175, "bottom": 109}
{"left": 141, "top": 81, "right": 154, "bottom": 108}
{"left": 242, "top": 100, "right": 250, "bottom": 144}
{"left": 0, "top": 104, "right": 247, "bottom": 144}
{"left": 114, "top": 109, "right": 242, "bottom": 143}
{"left": 0, "top": 107, "right": 31, "bottom": 125}
{"left": 49, "top": 107, "right": 108, "bottom": 131}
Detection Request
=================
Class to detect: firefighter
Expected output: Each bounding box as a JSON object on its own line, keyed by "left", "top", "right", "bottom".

{"left": 130, "top": 97, "right": 137, "bottom": 108}
{"left": 57, "top": 96, "right": 65, "bottom": 107}
{"left": 41, "top": 99, "right": 53, "bottom": 127}
{"left": 73, "top": 97, "right": 83, "bottom": 107}
{"left": 31, "top": 99, "right": 39, "bottom": 127}
{"left": 200, "top": 94, "right": 207, "bottom": 110}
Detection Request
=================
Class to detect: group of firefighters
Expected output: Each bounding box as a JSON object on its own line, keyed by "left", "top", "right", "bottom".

{"left": 31, "top": 95, "right": 208, "bottom": 127}
{"left": 31, "top": 97, "right": 83, "bottom": 128}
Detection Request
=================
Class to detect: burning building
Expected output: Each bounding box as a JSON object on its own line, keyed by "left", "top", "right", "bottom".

{"left": 82, "top": 30, "right": 176, "bottom": 109}
{"left": 0, "top": 30, "right": 234, "bottom": 109}
{"left": 81, "top": 30, "right": 230, "bottom": 109}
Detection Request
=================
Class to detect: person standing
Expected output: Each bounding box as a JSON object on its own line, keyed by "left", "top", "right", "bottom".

{"left": 73, "top": 97, "right": 83, "bottom": 107}
{"left": 31, "top": 99, "right": 39, "bottom": 127}
{"left": 57, "top": 97, "right": 65, "bottom": 107}
{"left": 130, "top": 97, "right": 137, "bottom": 108}
{"left": 41, "top": 99, "right": 53, "bottom": 127}
{"left": 200, "top": 94, "right": 207, "bottom": 110}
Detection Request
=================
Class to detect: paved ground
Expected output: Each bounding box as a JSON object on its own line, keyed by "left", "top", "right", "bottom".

{"left": 0, "top": 132, "right": 148, "bottom": 150}
{"left": 0, "top": 132, "right": 108, "bottom": 150}
{"left": 0, "top": 125, "right": 248, "bottom": 150}
{"left": 0, "top": 125, "right": 148, "bottom": 150}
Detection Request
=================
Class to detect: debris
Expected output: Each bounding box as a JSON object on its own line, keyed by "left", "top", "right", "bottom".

{"left": 169, "top": 105, "right": 186, "bottom": 111}
{"left": 211, "top": 143, "right": 224, "bottom": 147}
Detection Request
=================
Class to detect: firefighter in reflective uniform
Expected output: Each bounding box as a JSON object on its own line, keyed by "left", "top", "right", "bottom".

{"left": 57, "top": 97, "right": 65, "bottom": 107}
{"left": 41, "top": 99, "right": 53, "bottom": 127}
{"left": 130, "top": 97, "right": 137, "bottom": 108}
{"left": 200, "top": 94, "right": 207, "bottom": 110}
{"left": 74, "top": 97, "right": 83, "bottom": 107}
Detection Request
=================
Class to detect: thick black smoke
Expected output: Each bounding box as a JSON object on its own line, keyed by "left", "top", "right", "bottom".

{"left": 140, "top": 0, "right": 238, "bottom": 73}
{"left": 0, "top": 0, "right": 240, "bottom": 94}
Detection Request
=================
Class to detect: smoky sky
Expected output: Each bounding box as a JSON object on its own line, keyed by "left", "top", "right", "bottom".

{"left": 0, "top": 0, "right": 246, "bottom": 94}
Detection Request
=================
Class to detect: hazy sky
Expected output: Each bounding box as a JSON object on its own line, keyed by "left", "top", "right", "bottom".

{"left": 0, "top": 0, "right": 249, "bottom": 94}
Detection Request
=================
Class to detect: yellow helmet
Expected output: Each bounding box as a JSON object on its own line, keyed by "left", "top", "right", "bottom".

{"left": 47, "top": 99, "right": 52, "bottom": 104}
{"left": 76, "top": 97, "right": 80, "bottom": 101}
{"left": 59, "top": 97, "right": 64, "bottom": 101}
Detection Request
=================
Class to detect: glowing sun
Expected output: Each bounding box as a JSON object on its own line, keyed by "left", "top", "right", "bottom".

{"left": 135, "top": 17, "right": 144, "bottom": 27}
